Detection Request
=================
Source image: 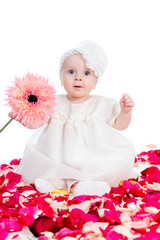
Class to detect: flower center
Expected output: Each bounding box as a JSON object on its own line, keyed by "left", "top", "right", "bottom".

{"left": 28, "top": 94, "right": 38, "bottom": 103}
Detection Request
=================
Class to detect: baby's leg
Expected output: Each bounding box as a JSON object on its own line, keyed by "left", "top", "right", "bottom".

{"left": 72, "top": 181, "right": 110, "bottom": 196}
{"left": 35, "top": 178, "right": 56, "bottom": 193}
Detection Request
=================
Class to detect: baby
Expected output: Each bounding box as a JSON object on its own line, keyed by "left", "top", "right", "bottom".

{"left": 16, "top": 41, "right": 136, "bottom": 196}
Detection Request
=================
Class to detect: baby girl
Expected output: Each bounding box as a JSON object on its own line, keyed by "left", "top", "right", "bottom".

{"left": 16, "top": 41, "right": 136, "bottom": 196}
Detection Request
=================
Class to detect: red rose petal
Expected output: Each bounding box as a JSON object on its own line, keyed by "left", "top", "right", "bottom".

{"left": 0, "top": 164, "right": 13, "bottom": 171}
{"left": 10, "top": 159, "right": 21, "bottom": 166}
{"left": 29, "top": 216, "right": 57, "bottom": 237}
{"left": 104, "top": 210, "right": 121, "bottom": 224}
{"left": 5, "top": 172, "right": 21, "bottom": 190}
{"left": 140, "top": 166, "right": 160, "bottom": 184}
{"left": 0, "top": 175, "right": 5, "bottom": 186}
{"left": 37, "top": 197, "right": 54, "bottom": 218}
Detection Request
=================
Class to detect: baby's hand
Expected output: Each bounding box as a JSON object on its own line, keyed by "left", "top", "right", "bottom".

{"left": 120, "top": 93, "right": 134, "bottom": 113}
{"left": 8, "top": 111, "right": 47, "bottom": 129}
{"left": 8, "top": 112, "right": 24, "bottom": 125}
{"left": 8, "top": 112, "right": 16, "bottom": 119}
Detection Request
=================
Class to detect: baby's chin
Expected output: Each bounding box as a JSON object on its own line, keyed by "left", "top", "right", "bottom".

{"left": 66, "top": 94, "right": 91, "bottom": 103}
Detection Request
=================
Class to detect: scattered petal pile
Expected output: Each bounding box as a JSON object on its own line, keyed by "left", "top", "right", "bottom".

{"left": 0, "top": 150, "right": 160, "bottom": 239}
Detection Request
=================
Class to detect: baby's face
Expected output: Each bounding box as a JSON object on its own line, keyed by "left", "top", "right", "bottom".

{"left": 61, "top": 54, "right": 97, "bottom": 102}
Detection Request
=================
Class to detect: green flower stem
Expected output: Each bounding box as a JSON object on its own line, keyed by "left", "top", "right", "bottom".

{"left": 0, "top": 118, "right": 13, "bottom": 133}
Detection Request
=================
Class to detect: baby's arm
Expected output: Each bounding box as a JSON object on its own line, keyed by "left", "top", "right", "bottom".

{"left": 112, "top": 93, "right": 134, "bottom": 131}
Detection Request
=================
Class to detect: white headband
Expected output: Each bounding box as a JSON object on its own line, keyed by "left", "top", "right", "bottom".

{"left": 59, "top": 41, "right": 108, "bottom": 77}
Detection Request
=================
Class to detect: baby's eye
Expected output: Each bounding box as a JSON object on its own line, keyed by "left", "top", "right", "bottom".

{"left": 68, "top": 69, "right": 74, "bottom": 74}
{"left": 84, "top": 71, "right": 90, "bottom": 76}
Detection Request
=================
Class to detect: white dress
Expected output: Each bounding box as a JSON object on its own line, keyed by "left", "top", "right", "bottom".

{"left": 16, "top": 94, "right": 136, "bottom": 191}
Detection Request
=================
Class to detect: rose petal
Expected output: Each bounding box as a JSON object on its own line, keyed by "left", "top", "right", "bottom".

{"left": 38, "top": 236, "right": 49, "bottom": 240}
{"left": 18, "top": 206, "right": 36, "bottom": 226}
{"left": 141, "top": 166, "right": 160, "bottom": 183}
{"left": 104, "top": 210, "right": 121, "bottom": 224}
{"left": 0, "top": 218, "right": 22, "bottom": 232}
{"left": 29, "top": 216, "right": 57, "bottom": 237}
{"left": 106, "top": 230, "right": 127, "bottom": 240}
{"left": 55, "top": 228, "right": 82, "bottom": 239}
{"left": 10, "top": 159, "right": 21, "bottom": 166}
{"left": 5, "top": 172, "right": 21, "bottom": 190}
{"left": 148, "top": 150, "right": 160, "bottom": 164}
{"left": 0, "top": 164, "right": 13, "bottom": 171}
{"left": 82, "top": 221, "right": 108, "bottom": 235}
{"left": 0, "top": 229, "right": 8, "bottom": 240}
{"left": 37, "top": 197, "right": 54, "bottom": 218}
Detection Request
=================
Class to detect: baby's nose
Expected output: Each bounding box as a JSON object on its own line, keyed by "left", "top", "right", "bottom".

{"left": 74, "top": 74, "right": 82, "bottom": 81}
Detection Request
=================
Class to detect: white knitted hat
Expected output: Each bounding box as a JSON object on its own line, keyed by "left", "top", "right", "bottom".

{"left": 59, "top": 41, "right": 108, "bottom": 77}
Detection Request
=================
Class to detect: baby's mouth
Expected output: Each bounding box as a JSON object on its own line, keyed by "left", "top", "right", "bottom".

{"left": 73, "top": 85, "right": 83, "bottom": 88}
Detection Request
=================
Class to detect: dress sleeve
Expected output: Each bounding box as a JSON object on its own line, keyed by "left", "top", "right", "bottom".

{"left": 100, "top": 97, "right": 120, "bottom": 126}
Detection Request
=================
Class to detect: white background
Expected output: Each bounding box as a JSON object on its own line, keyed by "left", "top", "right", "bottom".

{"left": 0, "top": 0, "right": 160, "bottom": 165}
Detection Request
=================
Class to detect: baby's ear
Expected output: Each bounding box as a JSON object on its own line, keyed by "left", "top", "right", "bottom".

{"left": 93, "top": 78, "right": 98, "bottom": 89}
{"left": 60, "top": 73, "right": 63, "bottom": 86}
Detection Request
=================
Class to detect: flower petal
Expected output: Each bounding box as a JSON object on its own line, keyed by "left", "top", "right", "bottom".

{"left": 29, "top": 216, "right": 57, "bottom": 237}
{"left": 0, "top": 229, "right": 8, "bottom": 240}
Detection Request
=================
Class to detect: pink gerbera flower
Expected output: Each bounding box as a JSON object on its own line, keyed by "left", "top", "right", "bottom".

{"left": 5, "top": 73, "right": 56, "bottom": 128}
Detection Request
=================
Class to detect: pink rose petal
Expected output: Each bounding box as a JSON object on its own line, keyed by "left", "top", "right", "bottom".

{"left": 134, "top": 231, "right": 160, "bottom": 239}
{"left": 38, "top": 236, "right": 49, "bottom": 240}
{"left": 18, "top": 206, "right": 36, "bottom": 226}
{"left": 0, "top": 229, "right": 8, "bottom": 240}
{"left": 0, "top": 218, "right": 22, "bottom": 232}
{"left": 55, "top": 228, "right": 82, "bottom": 239}
{"left": 148, "top": 150, "right": 160, "bottom": 164}
{"left": 131, "top": 217, "right": 150, "bottom": 234}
